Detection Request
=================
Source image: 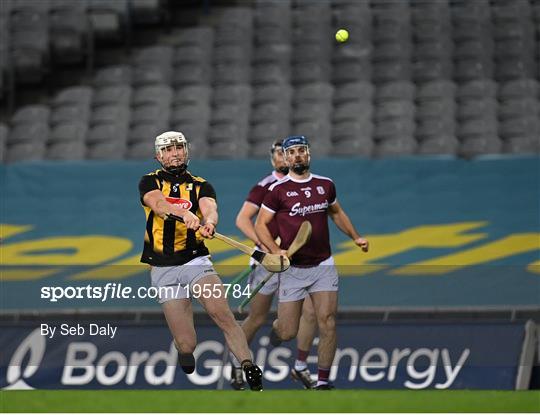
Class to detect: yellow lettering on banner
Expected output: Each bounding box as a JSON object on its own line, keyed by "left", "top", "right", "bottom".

{"left": 67, "top": 235, "right": 254, "bottom": 280}
{"left": 1, "top": 236, "right": 132, "bottom": 265}
{"left": 527, "top": 260, "right": 540, "bottom": 274}
{"left": 1, "top": 268, "right": 60, "bottom": 281}
{"left": 0, "top": 225, "right": 60, "bottom": 280}
{"left": 392, "top": 233, "right": 540, "bottom": 275}
{"left": 333, "top": 222, "right": 488, "bottom": 276}
{"left": 0, "top": 224, "right": 33, "bottom": 240}
{"left": 69, "top": 254, "right": 149, "bottom": 280}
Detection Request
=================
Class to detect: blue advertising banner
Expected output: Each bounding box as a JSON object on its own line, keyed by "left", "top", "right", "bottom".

{"left": 0, "top": 321, "right": 527, "bottom": 390}
{"left": 1, "top": 158, "right": 539, "bottom": 311}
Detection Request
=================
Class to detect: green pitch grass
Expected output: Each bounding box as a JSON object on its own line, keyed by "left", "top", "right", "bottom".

{"left": 1, "top": 390, "right": 539, "bottom": 412}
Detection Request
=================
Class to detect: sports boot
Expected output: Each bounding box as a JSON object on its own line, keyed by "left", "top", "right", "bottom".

{"left": 178, "top": 352, "right": 195, "bottom": 374}
{"left": 242, "top": 362, "right": 263, "bottom": 391}
{"left": 230, "top": 366, "right": 246, "bottom": 390}
{"left": 291, "top": 368, "right": 316, "bottom": 389}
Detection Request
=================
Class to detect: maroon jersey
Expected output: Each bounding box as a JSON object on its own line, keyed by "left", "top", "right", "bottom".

{"left": 262, "top": 173, "right": 337, "bottom": 266}
{"left": 245, "top": 172, "right": 281, "bottom": 240}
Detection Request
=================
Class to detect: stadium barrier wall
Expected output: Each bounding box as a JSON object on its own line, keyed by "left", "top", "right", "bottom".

{"left": 2, "top": 158, "right": 538, "bottom": 389}
{"left": 0, "top": 319, "right": 534, "bottom": 390}
{"left": 2, "top": 158, "right": 539, "bottom": 311}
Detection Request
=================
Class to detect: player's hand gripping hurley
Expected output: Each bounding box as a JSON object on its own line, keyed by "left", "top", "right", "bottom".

{"left": 166, "top": 213, "right": 290, "bottom": 273}
{"left": 238, "top": 221, "right": 312, "bottom": 313}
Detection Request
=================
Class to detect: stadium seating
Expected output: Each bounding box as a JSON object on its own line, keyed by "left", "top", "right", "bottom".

{"left": 0, "top": 0, "right": 164, "bottom": 101}
{"left": 0, "top": 0, "right": 539, "bottom": 162}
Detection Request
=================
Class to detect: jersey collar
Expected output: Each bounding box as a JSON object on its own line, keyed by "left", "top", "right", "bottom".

{"left": 159, "top": 170, "right": 191, "bottom": 183}
{"left": 286, "top": 173, "right": 312, "bottom": 183}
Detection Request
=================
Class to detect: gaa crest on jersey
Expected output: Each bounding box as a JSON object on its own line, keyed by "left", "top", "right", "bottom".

{"left": 317, "top": 186, "right": 325, "bottom": 195}
{"left": 165, "top": 197, "right": 193, "bottom": 210}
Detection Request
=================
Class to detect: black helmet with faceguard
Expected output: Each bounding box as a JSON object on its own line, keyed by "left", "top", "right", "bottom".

{"left": 270, "top": 139, "right": 289, "bottom": 175}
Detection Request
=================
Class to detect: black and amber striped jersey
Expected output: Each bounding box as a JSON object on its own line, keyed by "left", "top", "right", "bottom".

{"left": 138, "top": 169, "right": 217, "bottom": 266}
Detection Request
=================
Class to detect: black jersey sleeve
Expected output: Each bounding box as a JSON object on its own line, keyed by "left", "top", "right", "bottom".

{"left": 139, "top": 175, "right": 159, "bottom": 199}
{"left": 199, "top": 181, "right": 217, "bottom": 201}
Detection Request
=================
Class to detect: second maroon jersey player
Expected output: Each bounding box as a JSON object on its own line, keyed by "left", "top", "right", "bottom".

{"left": 245, "top": 171, "right": 282, "bottom": 244}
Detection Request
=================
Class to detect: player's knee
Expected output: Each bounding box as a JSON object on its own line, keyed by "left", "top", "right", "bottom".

{"left": 249, "top": 312, "right": 267, "bottom": 330}
{"left": 302, "top": 308, "right": 317, "bottom": 326}
{"left": 279, "top": 325, "right": 298, "bottom": 341}
{"left": 317, "top": 313, "right": 336, "bottom": 334}
{"left": 280, "top": 330, "right": 297, "bottom": 341}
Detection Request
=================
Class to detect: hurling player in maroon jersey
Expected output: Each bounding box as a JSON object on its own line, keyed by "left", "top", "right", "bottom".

{"left": 230, "top": 140, "right": 318, "bottom": 390}
{"left": 255, "top": 135, "right": 369, "bottom": 389}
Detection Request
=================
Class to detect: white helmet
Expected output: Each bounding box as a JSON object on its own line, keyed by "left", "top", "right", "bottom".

{"left": 155, "top": 131, "right": 187, "bottom": 153}
{"left": 154, "top": 131, "right": 189, "bottom": 175}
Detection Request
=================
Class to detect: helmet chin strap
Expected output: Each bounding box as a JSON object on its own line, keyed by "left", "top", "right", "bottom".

{"left": 165, "top": 164, "right": 187, "bottom": 176}
{"left": 156, "top": 158, "right": 188, "bottom": 176}
{"left": 157, "top": 152, "right": 189, "bottom": 176}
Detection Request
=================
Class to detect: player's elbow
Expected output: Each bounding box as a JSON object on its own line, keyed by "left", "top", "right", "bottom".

{"left": 199, "top": 197, "right": 217, "bottom": 215}
{"left": 235, "top": 213, "right": 246, "bottom": 229}
{"left": 329, "top": 211, "right": 343, "bottom": 226}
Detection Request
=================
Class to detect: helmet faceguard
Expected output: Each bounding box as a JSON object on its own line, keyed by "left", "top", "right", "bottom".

{"left": 270, "top": 139, "right": 289, "bottom": 175}
{"left": 154, "top": 131, "right": 190, "bottom": 176}
{"left": 282, "top": 135, "right": 310, "bottom": 175}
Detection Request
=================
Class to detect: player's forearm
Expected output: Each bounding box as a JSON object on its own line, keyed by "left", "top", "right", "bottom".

{"left": 204, "top": 210, "right": 218, "bottom": 226}
{"left": 236, "top": 215, "right": 260, "bottom": 245}
{"left": 200, "top": 201, "right": 219, "bottom": 226}
{"left": 333, "top": 211, "right": 361, "bottom": 240}
{"left": 151, "top": 197, "right": 188, "bottom": 219}
{"left": 254, "top": 220, "right": 279, "bottom": 254}
{"left": 154, "top": 199, "right": 170, "bottom": 217}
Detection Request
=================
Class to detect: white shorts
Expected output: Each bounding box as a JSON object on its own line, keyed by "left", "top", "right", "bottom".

{"left": 278, "top": 256, "right": 339, "bottom": 302}
{"left": 248, "top": 264, "right": 279, "bottom": 296}
{"left": 150, "top": 255, "right": 217, "bottom": 303}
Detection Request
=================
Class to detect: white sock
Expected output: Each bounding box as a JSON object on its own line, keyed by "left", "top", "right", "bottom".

{"left": 294, "top": 360, "right": 308, "bottom": 371}
{"left": 230, "top": 353, "right": 240, "bottom": 368}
